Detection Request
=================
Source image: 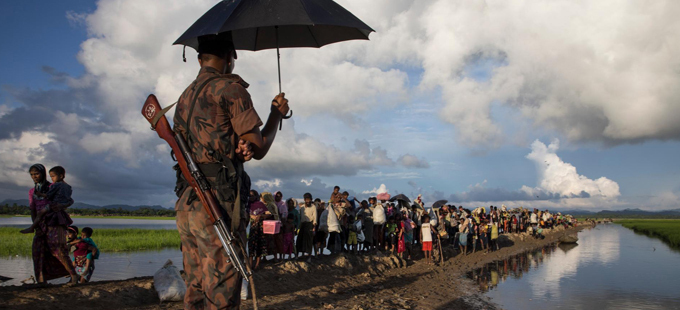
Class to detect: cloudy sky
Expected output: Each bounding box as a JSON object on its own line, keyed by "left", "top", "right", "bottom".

{"left": 1, "top": 0, "right": 679, "bottom": 211}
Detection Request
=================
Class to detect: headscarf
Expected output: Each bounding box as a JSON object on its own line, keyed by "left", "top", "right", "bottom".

{"left": 29, "top": 163, "right": 50, "bottom": 198}
{"left": 286, "top": 197, "right": 298, "bottom": 209}
{"left": 261, "top": 192, "right": 280, "bottom": 221}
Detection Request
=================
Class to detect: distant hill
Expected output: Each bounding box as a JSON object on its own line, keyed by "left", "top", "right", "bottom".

{"left": 594, "top": 208, "right": 680, "bottom": 217}
{"left": 0, "top": 199, "right": 168, "bottom": 210}
{"left": 555, "top": 208, "right": 680, "bottom": 218}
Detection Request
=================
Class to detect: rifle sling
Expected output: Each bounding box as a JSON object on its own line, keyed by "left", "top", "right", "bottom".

{"left": 181, "top": 75, "right": 242, "bottom": 232}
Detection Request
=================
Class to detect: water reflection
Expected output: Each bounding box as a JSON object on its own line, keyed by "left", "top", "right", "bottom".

{"left": 468, "top": 244, "right": 561, "bottom": 293}
{"left": 468, "top": 225, "right": 680, "bottom": 310}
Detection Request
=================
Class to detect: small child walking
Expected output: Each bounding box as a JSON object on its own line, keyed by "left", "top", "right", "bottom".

{"left": 403, "top": 216, "right": 414, "bottom": 260}
{"left": 21, "top": 166, "right": 73, "bottom": 234}
{"left": 282, "top": 214, "right": 296, "bottom": 259}
{"left": 347, "top": 215, "right": 359, "bottom": 254}
{"left": 385, "top": 216, "right": 397, "bottom": 253}
{"left": 396, "top": 213, "right": 405, "bottom": 258}
{"left": 68, "top": 227, "right": 99, "bottom": 283}
{"left": 420, "top": 214, "right": 436, "bottom": 265}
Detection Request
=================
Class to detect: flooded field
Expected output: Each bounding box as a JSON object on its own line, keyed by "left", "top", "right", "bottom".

{"left": 468, "top": 224, "right": 680, "bottom": 310}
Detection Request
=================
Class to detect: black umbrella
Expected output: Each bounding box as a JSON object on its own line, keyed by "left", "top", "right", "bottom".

{"left": 432, "top": 200, "right": 448, "bottom": 209}
{"left": 389, "top": 194, "right": 411, "bottom": 204}
{"left": 174, "top": 0, "right": 375, "bottom": 128}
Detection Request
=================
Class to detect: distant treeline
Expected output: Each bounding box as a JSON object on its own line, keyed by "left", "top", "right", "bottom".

{"left": 590, "top": 213, "right": 680, "bottom": 219}
{"left": 0, "top": 203, "right": 176, "bottom": 217}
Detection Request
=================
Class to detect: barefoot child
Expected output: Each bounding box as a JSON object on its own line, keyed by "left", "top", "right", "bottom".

{"left": 21, "top": 166, "right": 73, "bottom": 234}
{"left": 282, "top": 214, "right": 296, "bottom": 259}
{"left": 385, "top": 216, "right": 397, "bottom": 253}
{"left": 403, "top": 215, "right": 415, "bottom": 260}
{"left": 66, "top": 226, "right": 79, "bottom": 253}
{"left": 347, "top": 214, "right": 358, "bottom": 254}
{"left": 420, "top": 214, "right": 436, "bottom": 264}
{"left": 68, "top": 227, "right": 99, "bottom": 283}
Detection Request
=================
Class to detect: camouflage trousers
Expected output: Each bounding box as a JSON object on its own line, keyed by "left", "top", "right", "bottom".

{"left": 177, "top": 209, "right": 246, "bottom": 310}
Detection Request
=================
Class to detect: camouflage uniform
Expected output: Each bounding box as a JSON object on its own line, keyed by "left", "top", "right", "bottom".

{"left": 173, "top": 66, "right": 263, "bottom": 310}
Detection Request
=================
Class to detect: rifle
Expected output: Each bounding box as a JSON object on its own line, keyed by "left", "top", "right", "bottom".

{"left": 141, "top": 94, "right": 257, "bottom": 308}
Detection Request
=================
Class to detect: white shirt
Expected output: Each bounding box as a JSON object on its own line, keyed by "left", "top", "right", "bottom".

{"left": 421, "top": 223, "right": 432, "bottom": 242}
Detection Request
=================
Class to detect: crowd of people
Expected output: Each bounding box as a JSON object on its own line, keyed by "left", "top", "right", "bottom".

{"left": 19, "top": 161, "right": 575, "bottom": 287}
{"left": 246, "top": 186, "right": 579, "bottom": 267}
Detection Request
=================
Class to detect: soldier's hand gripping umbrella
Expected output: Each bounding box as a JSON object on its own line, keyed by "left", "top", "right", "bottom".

{"left": 174, "top": 0, "right": 375, "bottom": 130}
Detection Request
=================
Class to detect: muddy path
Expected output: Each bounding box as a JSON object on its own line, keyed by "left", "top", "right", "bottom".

{"left": 0, "top": 224, "right": 590, "bottom": 310}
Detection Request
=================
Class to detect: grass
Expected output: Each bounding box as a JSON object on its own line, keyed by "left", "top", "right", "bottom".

{"left": 616, "top": 219, "right": 680, "bottom": 249}
{"left": 0, "top": 227, "right": 180, "bottom": 257}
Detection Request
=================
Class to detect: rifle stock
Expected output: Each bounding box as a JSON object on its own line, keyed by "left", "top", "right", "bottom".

{"left": 141, "top": 95, "right": 220, "bottom": 222}
{"left": 141, "top": 94, "right": 252, "bottom": 282}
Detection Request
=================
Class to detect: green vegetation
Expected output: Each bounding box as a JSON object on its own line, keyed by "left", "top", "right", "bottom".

{"left": 0, "top": 227, "right": 180, "bottom": 257}
{"left": 617, "top": 219, "right": 680, "bottom": 249}
{"left": 0, "top": 204, "right": 30, "bottom": 216}
{"left": 0, "top": 204, "right": 176, "bottom": 218}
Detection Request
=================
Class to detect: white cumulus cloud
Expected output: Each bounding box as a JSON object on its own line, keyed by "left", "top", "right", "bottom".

{"left": 526, "top": 139, "right": 620, "bottom": 198}
{"left": 341, "top": 0, "right": 680, "bottom": 148}
{"left": 253, "top": 179, "right": 282, "bottom": 191}
{"left": 362, "top": 183, "right": 389, "bottom": 195}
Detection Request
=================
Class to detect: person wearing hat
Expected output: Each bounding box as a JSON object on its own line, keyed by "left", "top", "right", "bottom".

{"left": 173, "top": 32, "right": 290, "bottom": 310}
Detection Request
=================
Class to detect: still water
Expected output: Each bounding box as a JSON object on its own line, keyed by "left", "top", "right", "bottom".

{"left": 0, "top": 248, "right": 183, "bottom": 286}
{"left": 469, "top": 224, "right": 680, "bottom": 310}
{"left": 0, "top": 217, "right": 181, "bottom": 286}
{"left": 0, "top": 216, "right": 177, "bottom": 229}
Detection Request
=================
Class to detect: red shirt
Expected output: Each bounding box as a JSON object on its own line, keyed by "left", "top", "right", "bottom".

{"left": 74, "top": 241, "right": 89, "bottom": 257}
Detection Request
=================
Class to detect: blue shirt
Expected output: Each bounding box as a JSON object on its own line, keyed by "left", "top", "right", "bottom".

{"left": 46, "top": 181, "right": 72, "bottom": 205}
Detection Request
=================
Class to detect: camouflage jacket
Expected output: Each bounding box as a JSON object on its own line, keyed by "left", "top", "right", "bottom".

{"left": 173, "top": 67, "right": 262, "bottom": 214}
{"left": 173, "top": 66, "right": 263, "bottom": 164}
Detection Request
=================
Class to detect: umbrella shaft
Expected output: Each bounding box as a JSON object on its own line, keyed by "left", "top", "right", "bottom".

{"left": 276, "top": 26, "right": 281, "bottom": 94}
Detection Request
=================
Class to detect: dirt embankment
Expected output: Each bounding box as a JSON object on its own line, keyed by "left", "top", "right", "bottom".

{"left": 0, "top": 224, "right": 590, "bottom": 310}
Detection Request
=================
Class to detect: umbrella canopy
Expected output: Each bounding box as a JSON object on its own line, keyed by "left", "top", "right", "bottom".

{"left": 174, "top": 0, "right": 374, "bottom": 51}
{"left": 389, "top": 194, "right": 411, "bottom": 204}
{"left": 432, "top": 200, "right": 448, "bottom": 210}
{"left": 174, "top": 0, "right": 374, "bottom": 130}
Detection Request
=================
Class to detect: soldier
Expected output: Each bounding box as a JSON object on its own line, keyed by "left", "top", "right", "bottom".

{"left": 173, "top": 33, "right": 289, "bottom": 310}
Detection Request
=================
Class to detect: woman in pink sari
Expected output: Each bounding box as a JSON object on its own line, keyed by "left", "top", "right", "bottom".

{"left": 28, "top": 163, "right": 78, "bottom": 284}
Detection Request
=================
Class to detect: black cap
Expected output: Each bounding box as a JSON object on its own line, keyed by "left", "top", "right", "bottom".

{"left": 197, "top": 32, "right": 237, "bottom": 59}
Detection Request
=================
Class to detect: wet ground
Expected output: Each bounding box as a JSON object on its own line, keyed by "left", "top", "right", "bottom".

{"left": 0, "top": 224, "right": 589, "bottom": 310}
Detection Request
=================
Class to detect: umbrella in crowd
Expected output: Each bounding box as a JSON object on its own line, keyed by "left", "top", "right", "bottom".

{"left": 174, "top": 0, "right": 375, "bottom": 129}
{"left": 389, "top": 194, "right": 411, "bottom": 204}
{"left": 432, "top": 200, "right": 448, "bottom": 209}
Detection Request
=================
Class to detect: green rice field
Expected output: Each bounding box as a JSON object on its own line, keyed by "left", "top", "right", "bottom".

{"left": 617, "top": 219, "right": 680, "bottom": 249}
{"left": 0, "top": 227, "right": 180, "bottom": 257}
